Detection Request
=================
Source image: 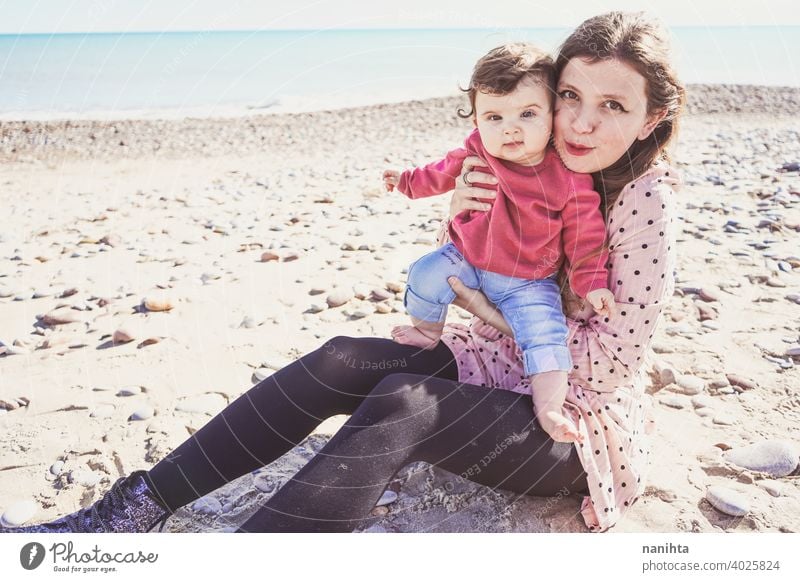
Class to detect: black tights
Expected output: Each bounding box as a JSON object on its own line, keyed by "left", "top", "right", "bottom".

{"left": 145, "top": 336, "right": 588, "bottom": 532}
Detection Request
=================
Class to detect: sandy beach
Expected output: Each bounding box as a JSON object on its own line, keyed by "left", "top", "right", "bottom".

{"left": 1, "top": 83, "right": 799, "bottom": 533}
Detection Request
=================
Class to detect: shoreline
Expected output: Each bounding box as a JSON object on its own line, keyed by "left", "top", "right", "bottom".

{"left": 2, "top": 84, "right": 800, "bottom": 164}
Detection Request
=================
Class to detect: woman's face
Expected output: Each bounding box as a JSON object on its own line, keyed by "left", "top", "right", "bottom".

{"left": 553, "top": 57, "right": 661, "bottom": 174}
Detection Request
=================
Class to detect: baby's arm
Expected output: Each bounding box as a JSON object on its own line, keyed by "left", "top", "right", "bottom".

{"left": 386, "top": 148, "right": 469, "bottom": 200}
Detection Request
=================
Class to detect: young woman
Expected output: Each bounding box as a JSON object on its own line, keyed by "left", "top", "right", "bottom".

{"left": 1, "top": 11, "right": 684, "bottom": 534}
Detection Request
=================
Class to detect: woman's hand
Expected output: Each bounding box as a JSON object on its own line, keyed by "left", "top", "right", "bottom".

{"left": 449, "top": 155, "right": 498, "bottom": 220}
{"left": 448, "top": 277, "right": 513, "bottom": 337}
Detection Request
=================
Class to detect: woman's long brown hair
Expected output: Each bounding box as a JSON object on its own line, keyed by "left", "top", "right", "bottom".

{"left": 555, "top": 11, "right": 686, "bottom": 313}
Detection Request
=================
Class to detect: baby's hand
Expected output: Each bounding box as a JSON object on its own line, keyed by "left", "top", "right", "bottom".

{"left": 586, "top": 288, "right": 616, "bottom": 318}
{"left": 383, "top": 169, "right": 401, "bottom": 192}
{"left": 538, "top": 410, "right": 584, "bottom": 444}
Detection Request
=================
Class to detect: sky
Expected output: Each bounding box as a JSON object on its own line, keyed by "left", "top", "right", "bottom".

{"left": 1, "top": 0, "right": 799, "bottom": 34}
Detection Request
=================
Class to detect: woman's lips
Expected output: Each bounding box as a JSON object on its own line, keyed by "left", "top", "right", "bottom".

{"left": 564, "top": 140, "right": 594, "bottom": 157}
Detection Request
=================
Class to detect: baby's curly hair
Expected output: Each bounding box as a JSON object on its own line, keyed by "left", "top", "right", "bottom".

{"left": 457, "top": 43, "right": 556, "bottom": 119}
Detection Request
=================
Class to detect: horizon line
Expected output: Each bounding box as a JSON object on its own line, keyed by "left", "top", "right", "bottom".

{"left": 3, "top": 23, "right": 799, "bottom": 36}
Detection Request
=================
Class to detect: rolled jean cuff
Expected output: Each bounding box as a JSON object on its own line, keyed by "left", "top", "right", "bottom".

{"left": 522, "top": 344, "right": 573, "bottom": 376}
{"left": 403, "top": 285, "right": 449, "bottom": 323}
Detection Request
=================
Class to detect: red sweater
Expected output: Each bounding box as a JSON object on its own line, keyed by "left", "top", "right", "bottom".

{"left": 396, "top": 129, "right": 609, "bottom": 298}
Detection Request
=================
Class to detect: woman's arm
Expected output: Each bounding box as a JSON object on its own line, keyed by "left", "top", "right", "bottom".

{"left": 448, "top": 277, "right": 513, "bottom": 337}
{"left": 436, "top": 155, "right": 498, "bottom": 246}
{"left": 568, "top": 170, "right": 679, "bottom": 391}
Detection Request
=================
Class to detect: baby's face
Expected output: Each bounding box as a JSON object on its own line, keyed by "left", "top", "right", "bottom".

{"left": 473, "top": 78, "right": 552, "bottom": 166}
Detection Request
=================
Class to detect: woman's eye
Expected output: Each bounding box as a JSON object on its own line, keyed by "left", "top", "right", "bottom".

{"left": 558, "top": 89, "right": 578, "bottom": 101}
{"left": 604, "top": 100, "right": 626, "bottom": 112}
{"left": 521, "top": 110, "right": 535, "bottom": 118}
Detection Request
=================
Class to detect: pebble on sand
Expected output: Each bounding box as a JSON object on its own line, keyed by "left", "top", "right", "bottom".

{"left": 724, "top": 440, "right": 800, "bottom": 478}
{"left": 41, "top": 307, "right": 82, "bottom": 325}
{"left": 674, "top": 375, "right": 706, "bottom": 395}
{"left": 725, "top": 374, "right": 758, "bottom": 391}
{"left": 1, "top": 500, "right": 39, "bottom": 526}
{"left": 143, "top": 294, "right": 174, "bottom": 312}
{"left": 192, "top": 496, "right": 222, "bottom": 515}
{"left": 705, "top": 485, "right": 750, "bottom": 517}
{"left": 129, "top": 405, "right": 155, "bottom": 421}
{"left": 326, "top": 290, "right": 352, "bottom": 308}
{"left": 175, "top": 393, "right": 227, "bottom": 416}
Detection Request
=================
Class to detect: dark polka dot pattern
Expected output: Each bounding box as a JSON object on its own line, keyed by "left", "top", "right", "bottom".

{"left": 434, "top": 167, "right": 677, "bottom": 533}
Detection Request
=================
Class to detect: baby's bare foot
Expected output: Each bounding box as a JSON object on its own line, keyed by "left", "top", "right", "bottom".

{"left": 539, "top": 410, "right": 584, "bottom": 444}
{"left": 391, "top": 325, "right": 441, "bottom": 350}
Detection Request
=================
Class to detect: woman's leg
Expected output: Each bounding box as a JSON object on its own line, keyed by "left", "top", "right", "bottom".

{"left": 145, "top": 338, "right": 458, "bottom": 513}
{"left": 237, "top": 373, "right": 588, "bottom": 532}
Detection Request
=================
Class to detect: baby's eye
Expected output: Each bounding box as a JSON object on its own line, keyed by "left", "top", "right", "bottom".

{"left": 558, "top": 89, "right": 578, "bottom": 101}
{"left": 487, "top": 114, "right": 502, "bottom": 121}
{"left": 521, "top": 110, "right": 536, "bottom": 118}
{"left": 603, "top": 100, "right": 626, "bottom": 112}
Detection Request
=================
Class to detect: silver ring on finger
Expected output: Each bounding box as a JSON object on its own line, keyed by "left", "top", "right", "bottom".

{"left": 463, "top": 172, "right": 473, "bottom": 187}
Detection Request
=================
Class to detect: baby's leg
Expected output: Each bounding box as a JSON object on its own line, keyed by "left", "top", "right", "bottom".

{"left": 482, "top": 272, "right": 578, "bottom": 442}
{"left": 529, "top": 370, "right": 582, "bottom": 443}
{"left": 393, "top": 243, "right": 479, "bottom": 350}
{"left": 391, "top": 316, "right": 445, "bottom": 350}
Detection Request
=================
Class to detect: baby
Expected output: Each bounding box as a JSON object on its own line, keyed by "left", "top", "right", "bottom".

{"left": 383, "top": 43, "right": 616, "bottom": 443}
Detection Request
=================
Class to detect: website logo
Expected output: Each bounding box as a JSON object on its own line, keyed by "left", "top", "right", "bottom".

{"left": 20, "top": 542, "right": 46, "bottom": 570}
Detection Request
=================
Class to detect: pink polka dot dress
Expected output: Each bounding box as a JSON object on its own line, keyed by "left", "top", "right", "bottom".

{"left": 438, "top": 164, "right": 680, "bottom": 532}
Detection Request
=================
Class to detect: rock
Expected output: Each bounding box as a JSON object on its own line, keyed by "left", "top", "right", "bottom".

{"left": 260, "top": 251, "right": 279, "bottom": 262}
{"left": 385, "top": 281, "right": 404, "bottom": 293}
{"left": 725, "top": 374, "right": 757, "bottom": 391}
{"left": 307, "top": 303, "right": 326, "bottom": 314}
{"left": 69, "top": 469, "right": 103, "bottom": 487}
{"left": 705, "top": 486, "right": 750, "bottom": 517}
{"left": 192, "top": 496, "right": 222, "bottom": 515}
{"left": 308, "top": 287, "right": 326, "bottom": 296}
{"left": 658, "top": 366, "right": 677, "bottom": 386}
{"left": 117, "top": 386, "right": 142, "bottom": 396}
{"left": 674, "top": 375, "right": 706, "bottom": 395}
{"left": 239, "top": 316, "right": 258, "bottom": 329}
{"left": 350, "top": 309, "right": 370, "bottom": 319}
{"left": 143, "top": 294, "right": 174, "bottom": 312}
{"left": 50, "top": 460, "right": 65, "bottom": 476}
{"left": 660, "top": 395, "right": 685, "bottom": 409}
{"left": 41, "top": 307, "right": 82, "bottom": 325}
{"left": 724, "top": 440, "right": 799, "bottom": 477}
{"left": 376, "top": 490, "right": 398, "bottom": 506}
{"left": 129, "top": 405, "right": 155, "bottom": 421}
{"left": 326, "top": 290, "right": 352, "bottom": 308}
{"left": 699, "top": 287, "right": 721, "bottom": 302}
{"left": 371, "top": 288, "right": 393, "bottom": 301}
{"left": 756, "top": 480, "right": 784, "bottom": 497}
{"left": 175, "top": 394, "right": 227, "bottom": 416}
{"left": 1, "top": 500, "right": 38, "bottom": 526}
{"left": 375, "top": 302, "right": 392, "bottom": 314}
{"left": 786, "top": 293, "right": 800, "bottom": 305}
{"left": 253, "top": 368, "right": 273, "bottom": 382}
{"left": 651, "top": 342, "right": 674, "bottom": 354}
{"left": 712, "top": 414, "right": 736, "bottom": 425}
{"left": 766, "top": 277, "right": 786, "bottom": 288}
{"left": 112, "top": 327, "right": 137, "bottom": 343}
{"left": 352, "top": 284, "right": 371, "bottom": 300}
{"left": 786, "top": 345, "right": 800, "bottom": 358}
{"left": 90, "top": 404, "right": 116, "bottom": 418}
{"left": 691, "top": 394, "right": 716, "bottom": 409}
{"left": 282, "top": 251, "right": 300, "bottom": 262}
{"left": 253, "top": 475, "right": 278, "bottom": 493}
{"left": 696, "top": 302, "right": 718, "bottom": 321}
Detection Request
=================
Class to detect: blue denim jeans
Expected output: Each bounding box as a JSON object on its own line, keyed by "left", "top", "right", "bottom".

{"left": 404, "top": 242, "right": 573, "bottom": 377}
